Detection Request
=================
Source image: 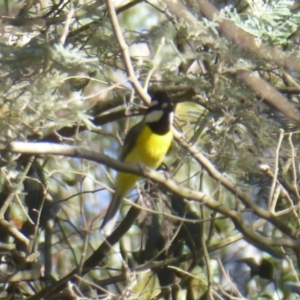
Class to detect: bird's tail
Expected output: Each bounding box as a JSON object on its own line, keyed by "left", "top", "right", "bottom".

{"left": 100, "top": 193, "right": 123, "bottom": 236}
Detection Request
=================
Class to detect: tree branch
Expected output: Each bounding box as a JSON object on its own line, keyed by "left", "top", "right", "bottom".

{"left": 105, "top": 0, "right": 150, "bottom": 103}
{"left": 3, "top": 141, "right": 300, "bottom": 248}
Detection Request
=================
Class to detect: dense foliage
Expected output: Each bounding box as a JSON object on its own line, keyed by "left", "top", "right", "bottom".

{"left": 1, "top": 0, "right": 300, "bottom": 299}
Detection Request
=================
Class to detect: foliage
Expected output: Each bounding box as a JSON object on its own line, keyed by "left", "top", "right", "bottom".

{"left": 224, "top": 0, "right": 300, "bottom": 45}
{"left": 0, "top": 0, "right": 300, "bottom": 299}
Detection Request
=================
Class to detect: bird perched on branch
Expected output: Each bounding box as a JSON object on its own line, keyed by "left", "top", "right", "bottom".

{"left": 100, "top": 91, "right": 174, "bottom": 236}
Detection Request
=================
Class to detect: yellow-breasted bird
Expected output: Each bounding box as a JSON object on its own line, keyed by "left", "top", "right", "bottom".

{"left": 100, "top": 91, "right": 174, "bottom": 236}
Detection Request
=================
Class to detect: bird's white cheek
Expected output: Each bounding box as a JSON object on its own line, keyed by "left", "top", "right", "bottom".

{"left": 169, "top": 112, "right": 174, "bottom": 124}
{"left": 145, "top": 110, "right": 164, "bottom": 122}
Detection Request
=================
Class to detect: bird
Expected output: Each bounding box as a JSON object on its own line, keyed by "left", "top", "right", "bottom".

{"left": 100, "top": 91, "right": 174, "bottom": 236}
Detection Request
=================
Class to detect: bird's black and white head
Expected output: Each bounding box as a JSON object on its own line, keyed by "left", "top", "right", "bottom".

{"left": 144, "top": 92, "right": 174, "bottom": 135}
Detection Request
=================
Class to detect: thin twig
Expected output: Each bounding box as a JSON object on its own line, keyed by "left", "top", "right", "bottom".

{"left": 268, "top": 129, "right": 284, "bottom": 211}
{"left": 200, "top": 205, "right": 213, "bottom": 300}
{"left": 105, "top": 0, "right": 150, "bottom": 104}
{"left": 0, "top": 156, "right": 35, "bottom": 218}
{"left": 288, "top": 133, "right": 300, "bottom": 200}
{"left": 167, "top": 265, "right": 223, "bottom": 299}
{"left": 144, "top": 37, "right": 166, "bottom": 92}
{"left": 217, "top": 258, "right": 244, "bottom": 298}
{"left": 30, "top": 181, "right": 48, "bottom": 254}
{"left": 59, "top": 8, "right": 74, "bottom": 45}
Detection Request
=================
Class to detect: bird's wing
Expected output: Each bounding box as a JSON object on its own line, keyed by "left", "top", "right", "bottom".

{"left": 119, "top": 121, "right": 143, "bottom": 162}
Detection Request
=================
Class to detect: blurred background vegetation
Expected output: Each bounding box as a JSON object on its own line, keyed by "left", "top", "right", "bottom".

{"left": 1, "top": 0, "right": 300, "bottom": 299}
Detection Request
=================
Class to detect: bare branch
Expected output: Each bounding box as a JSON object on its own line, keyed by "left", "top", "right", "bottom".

{"left": 238, "top": 71, "right": 300, "bottom": 124}
{"left": 4, "top": 141, "right": 300, "bottom": 249}
{"left": 105, "top": 0, "right": 150, "bottom": 103}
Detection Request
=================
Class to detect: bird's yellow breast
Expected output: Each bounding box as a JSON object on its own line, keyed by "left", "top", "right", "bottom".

{"left": 124, "top": 124, "right": 173, "bottom": 168}
{"left": 115, "top": 124, "right": 173, "bottom": 196}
